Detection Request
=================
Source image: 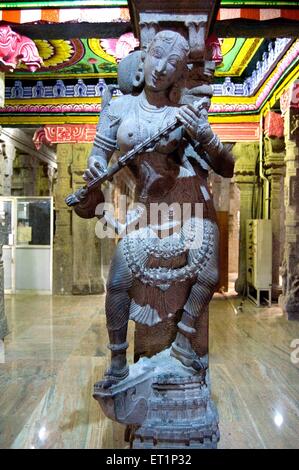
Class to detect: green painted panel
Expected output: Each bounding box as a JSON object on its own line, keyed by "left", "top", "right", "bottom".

{"left": 220, "top": 0, "right": 299, "bottom": 6}
{"left": 217, "top": 38, "right": 245, "bottom": 73}
{"left": 1, "top": 0, "right": 298, "bottom": 9}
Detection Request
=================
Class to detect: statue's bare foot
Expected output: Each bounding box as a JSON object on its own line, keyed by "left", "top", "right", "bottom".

{"left": 94, "top": 365, "right": 129, "bottom": 391}
{"left": 170, "top": 342, "right": 207, "bottom": 374}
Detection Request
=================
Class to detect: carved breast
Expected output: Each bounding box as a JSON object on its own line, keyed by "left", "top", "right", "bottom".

{"left": 116, "top": 96, "right": 182, "bottom": 155}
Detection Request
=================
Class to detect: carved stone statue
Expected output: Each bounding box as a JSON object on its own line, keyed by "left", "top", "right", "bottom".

{"left": 67, "top": 28, "right": 234, "bottom": 448}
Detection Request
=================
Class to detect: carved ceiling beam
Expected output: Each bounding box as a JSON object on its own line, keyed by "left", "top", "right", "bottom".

{"left": 128, "top": 0, "right": 220, "bottom": 61}
{"left": 33, "top": 122, "right": 260, "bottom": 149}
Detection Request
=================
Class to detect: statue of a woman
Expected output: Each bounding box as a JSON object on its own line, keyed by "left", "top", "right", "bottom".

{"left": 83, "top": 30, "right": 234, "bottom": 389}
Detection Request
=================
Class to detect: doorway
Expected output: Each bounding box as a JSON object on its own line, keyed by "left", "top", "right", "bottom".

{"left": 0, "top": 196, "right": 53, "bottom": 294}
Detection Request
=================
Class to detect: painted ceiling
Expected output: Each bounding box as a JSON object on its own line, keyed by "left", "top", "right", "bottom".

{"left": 5, "top": 35, "right": 291, "bottom": 82}
{"left": 0, "top": 1, "right": 298, "bottom": 7}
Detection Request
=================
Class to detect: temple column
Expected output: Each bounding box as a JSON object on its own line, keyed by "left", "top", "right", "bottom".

{"left": 71, "top": 144, "right": 105, "bottom": 294}
{"left": 0, "top": 231, "right": 8, "bottom": 340}
{"left": 233, "top": 142, "right": 259, "bottom": 295}
{"left": 53, "top": 144, "right": 73, "bottom": 294}
{"left": 264, "top": 112, "right": 285, "bottom": 300}
{"left": 0, "top": 141, "right": 15, "bottom": 196}
{"left": 53, "top": 143, "right": 105, "bottom": 294}
{"left": 0, "top": 127, "right": 9, "bottom": 340}
{"left": 279, "top": 81, "right": 299, "bottom": 320}
{"left": 210, "top": 172, "right": 231, "bottom": 290}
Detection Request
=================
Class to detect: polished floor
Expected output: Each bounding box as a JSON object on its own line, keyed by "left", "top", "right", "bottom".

{"left": 0, "top": 292, "right": 299, "bottom": 449}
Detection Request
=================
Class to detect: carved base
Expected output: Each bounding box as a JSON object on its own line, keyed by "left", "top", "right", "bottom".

{"left": 0, "top": 314, "right": 9, "bottom": 340}
{"left": 93, "top": 348, "right": 219, "bottom": 449}
{"left": 235, "top": 277, "right": 246, "bottom": 296}
{"left": 271, "top": 284, "right": 282, "bottom": 302}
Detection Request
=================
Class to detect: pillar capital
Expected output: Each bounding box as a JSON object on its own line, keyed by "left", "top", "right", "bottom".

{"left": 233, "top": 142, "right": 259, "bottom": 185}
{"left": 264, "top": 136, "right": 285, "bottom": 175}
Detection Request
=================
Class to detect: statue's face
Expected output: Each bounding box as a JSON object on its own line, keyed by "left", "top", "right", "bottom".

{"left": 144, "top": 37, "right": 186, "bottom": 92}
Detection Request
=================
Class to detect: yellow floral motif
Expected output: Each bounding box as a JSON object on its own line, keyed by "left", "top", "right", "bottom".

{"left": 88, "top": 38, "right": 116, "bottom": 64}
{"left": 34, "top": 40, "right": 53, "bottom": 60}
{"left": 34, "top": 40, "right": 74, "bottom": 67}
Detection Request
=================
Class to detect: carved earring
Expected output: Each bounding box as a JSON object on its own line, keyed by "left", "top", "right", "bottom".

{"left": 132, "top": 52, "right": 145, "bottom": 89}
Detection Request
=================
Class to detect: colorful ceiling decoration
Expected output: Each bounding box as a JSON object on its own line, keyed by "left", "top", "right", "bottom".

{"left": 0, "top": 1, "right": 128, "bottom": 7}
{"left": 216, "top": 38, "right": 262, "bottom": 76}
{"left": 6, "top": 33, "right": 140, "bottom": 76}
{"left": 0, "top": 7, "right": 130, "bottom": 23}
{"left": 0, "top": 24, "right": 42, "bottom": 72}
{"left": 1, "top": 39, "right": 298, "bottom": 126}
{"left": 0, "top": 0, "right": 298, "bottom": 9}
{"left": 99, "top": 33, "right": 139, "bottom": 62}
{"left": 31, "top": 39, "right": 84, "bottom": 71}
{"left": 6, "top": 33, "right": 294, "bottom": 85}
{"left": 216, "top": 7, "right": 299, "bottom": 21}
{"left": 0, "top": 1, "right": 293, "bottom": 8}
{"left": 220, "top": 1, "right": 299, "bottom": 6}
{"left": 1, "top": 3, "right": 299, "bottom": 24}
{"left": 0, "top": 0, "right": 298, "bottom": 128}
{"left": 32, "top": 121, "right": 261, "bottom": 148}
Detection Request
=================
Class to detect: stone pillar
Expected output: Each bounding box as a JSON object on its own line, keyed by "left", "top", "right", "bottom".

{"left": 0, "top": 235, "right": 8, "bottom": 340}
{"left": 228, "top": 181, "right": 240, "bottom": 278}
{"left": 209, "top": 172, "right": 231, "bottom": 291}
{"left": 0, "top": 228, "right": 8, "bottom": 340}
{"left": 53, "top": 143, "right": 105, "bottom": 294}
{"left": 264, "top": 112, "right": 285, "bottom": 300}
{"left": 71, "top": 144, "right": 105, "bottom": 294}
{"left": 0, "top": 128, "right": 9, "bottom": 340}
{"left": 53, "top": 144, "right": 74, "bottom": 294}
{"left": 233, "top": 142, "right": 259, "bottom": 295}
{"left": 0, "top": 141, "right": 15, "bottom": 196}
{"left": 280, "top": 81, "right": 299, "bottom": 320}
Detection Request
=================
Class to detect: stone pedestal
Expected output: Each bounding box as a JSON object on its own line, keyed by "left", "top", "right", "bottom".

{"left": 233, "top": 142, "right": 259, "bottom": 295}
{"left": 94, "top": 349, "right": 219, "bottom": 449}
{"left": 279, "top": 83, "right": 299, "bottom": 320}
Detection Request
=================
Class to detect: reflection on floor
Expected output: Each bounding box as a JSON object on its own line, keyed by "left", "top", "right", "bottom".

{"left": 0, "top": 293, "right": 299, "bottom": 449}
